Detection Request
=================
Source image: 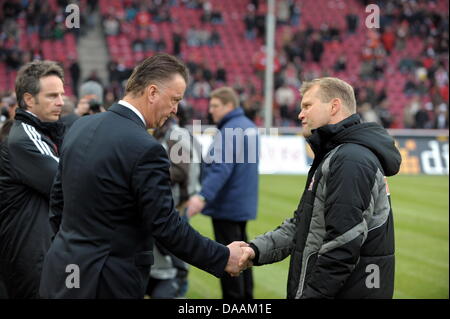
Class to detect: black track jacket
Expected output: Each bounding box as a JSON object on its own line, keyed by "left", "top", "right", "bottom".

{"left": 0, "top": 109, "right": 63, "bottom": 298}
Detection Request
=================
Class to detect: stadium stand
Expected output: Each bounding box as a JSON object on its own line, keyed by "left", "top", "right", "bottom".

{"left": 1, "top": 0, "right": 448, "bottom": 129}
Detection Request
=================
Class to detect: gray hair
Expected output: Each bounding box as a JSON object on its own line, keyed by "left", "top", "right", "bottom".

{"left": 125, "top": 53, "right": 189, "bottom": 97}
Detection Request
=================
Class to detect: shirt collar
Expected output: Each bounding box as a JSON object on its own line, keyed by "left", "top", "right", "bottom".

{"left": 25, "top": 110, "right": 39, "bottom": 118}
{"left": 118, "top": 100, "right": 146, "bottom": 126}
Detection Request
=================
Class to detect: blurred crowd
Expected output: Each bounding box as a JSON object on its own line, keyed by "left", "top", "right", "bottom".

{"left": 1, "top": 0, "right": 449, "bottom": 129}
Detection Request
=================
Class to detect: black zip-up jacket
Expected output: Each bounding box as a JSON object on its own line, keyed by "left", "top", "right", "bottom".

{"left": 0, "top": 109, "right": 64, "bottom": 298}
{"left": 251, "top": 114, "right": 401, "bottom": 298}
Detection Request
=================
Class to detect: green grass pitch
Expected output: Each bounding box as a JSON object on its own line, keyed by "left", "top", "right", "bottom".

{"left": 186, "top": 174, "right": 449, "bottom": 299}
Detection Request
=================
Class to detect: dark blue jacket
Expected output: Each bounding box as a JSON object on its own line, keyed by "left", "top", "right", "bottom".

{"left": 200, "top": 108, "right": 259, "bottom": 222}
{"left": 39, "top": 104, "right": 229, "bottom": 299}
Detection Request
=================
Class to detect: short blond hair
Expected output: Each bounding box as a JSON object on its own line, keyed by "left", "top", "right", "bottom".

{"left": 210, "top": 86, "right": 239, "bottom": 108}
{"left": 300, "top": 77, "right": 356, "bottom": 113}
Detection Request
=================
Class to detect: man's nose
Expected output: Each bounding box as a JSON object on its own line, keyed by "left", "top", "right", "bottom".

{"left": 56, "top": 95, "right": 64, "bottom": 106}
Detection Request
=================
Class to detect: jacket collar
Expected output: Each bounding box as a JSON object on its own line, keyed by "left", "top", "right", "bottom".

{"left": 14, "top": 108, "right": 65, "bottom": 148}
{"left": 217, "top": 107, "right": 245, "bottom": 129}
{"left": 108, "top": 103, "right": 147, "bottom": 129}
{"left": 306, "top": 113, "right": 361, "bottom": 160}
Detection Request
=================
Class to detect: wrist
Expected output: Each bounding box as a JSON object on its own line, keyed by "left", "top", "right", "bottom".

{"left": 248, "top": 243, "right": 259, "bottom": 265}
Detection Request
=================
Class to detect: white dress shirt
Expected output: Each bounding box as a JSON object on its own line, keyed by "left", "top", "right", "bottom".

{"left": 118, "top": 100, "right": 146, "bottom": 126}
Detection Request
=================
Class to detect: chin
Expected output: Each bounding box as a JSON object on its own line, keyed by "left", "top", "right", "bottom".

{"left": 47, "top": 116, "right": 59, "bottom": 122}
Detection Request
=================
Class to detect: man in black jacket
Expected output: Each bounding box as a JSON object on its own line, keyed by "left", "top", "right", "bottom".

{"left": 0, "top": 60, "right": 65, "bottom": 298}
{"left": 240, "top": 77, "right": 401, "bottom": 298}
{"left": 39, "top": 54, "right": 247, "bottom": 299}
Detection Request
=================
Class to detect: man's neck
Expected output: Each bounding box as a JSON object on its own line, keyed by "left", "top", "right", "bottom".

{"left": 120, "top": 96, "right": 148, "bottom": 127}
{"left": 25, "top": 110, "right": 38, "bottom": 118}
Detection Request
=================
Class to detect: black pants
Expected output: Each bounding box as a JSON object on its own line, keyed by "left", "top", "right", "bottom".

{"left": 212, "top": 219, "right": 253, "bottom": 299}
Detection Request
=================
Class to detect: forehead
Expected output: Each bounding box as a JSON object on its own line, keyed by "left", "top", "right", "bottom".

{"left": 209, "top": 97, "right": 224, "bottom": 106}
{"left": 164, "top": 74, "right": 186, "bottom": 95}
{"left": 39, "top": 75, "right": 64, "bottom": 92}
{"left": 301, "top": 85, "right": 321, "bottom": 105}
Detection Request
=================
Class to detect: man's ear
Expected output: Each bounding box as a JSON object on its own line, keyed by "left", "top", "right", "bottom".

{"left": 147, "top": 84, "right": 158, "bottom": 102}
{"left": 23, "top": 93, "right": 35, "bottom": 110}
{"left": 330, "top": 98, "right": 341, "bottom": 116}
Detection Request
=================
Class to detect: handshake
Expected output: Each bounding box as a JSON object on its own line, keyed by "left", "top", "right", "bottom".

{"left": 224, "top": 241, "right": 256, "bottom": 277}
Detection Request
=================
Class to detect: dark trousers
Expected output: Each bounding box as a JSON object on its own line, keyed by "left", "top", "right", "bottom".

{"left": 212, "top": 219, "right": 253, "bottom": 299}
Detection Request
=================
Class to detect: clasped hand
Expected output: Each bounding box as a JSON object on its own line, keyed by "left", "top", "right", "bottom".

{"left": 225, "top": 241, "right": 256, "bottom": 277}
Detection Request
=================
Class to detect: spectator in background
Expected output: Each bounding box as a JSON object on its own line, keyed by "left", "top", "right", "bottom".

{"left": 333, "top": 55, "right": 347, "bottom": 72}
{"left": 255, "top": 12, "right": 266, "bottom": 39}
{"left": 276, "top": 0, "right": 290, "bottom": 25}
{"left": 216, "top": 62, "right": 227, "bottom": 83}
{"left": 346, "top": 7, "right": 359, "bottom": 34}
{"left": 69, "top": 56, "right": 80, "bottom": 98}
{"left": 209, "top": 29, "right": 221, "bottom": 46}
{"left": 415, "top": 102, "right": 432, "bottom": 128}
{"left": 0, "top": 94, "right": 17, "bottom": 124}
{"left": 244, "top": 5, "right": 257, "bottom": 40}
{"left": 192, "top": 72, "right": 211, "bottom": 99}
{"left": 172, "top": 27, "right": 183, "bottom": 56}
{"left": 136, "top": 5, "right": 151, "bottom": 30}
{"left": 403, "top": 95, "right": 421, "bottom": 128}
{"left": 103, "top": 14, "right": 120, "bottom": 36}
{"left": 58, "top": 95, "right": 78, "bottom": 131}
{"left": 187, "top": 25, "right": 201, "bottom": 47}
{"left": 60, "top": 80, "right": 105, "bottom": 130}
{"left": 85, "top": 70, "right": 104, "bottom": 88}
{"left": 310, "top": 32, "right": 324, "bottom": 63}
{"left": 0, "top": 60, "right": 65, "bottom": 298}
{"left": 78, "top": 80, "right": 105, "bottom": 114}
{"left": 155, "top": 36, "right": 167, "bottom": 52}
{"left": 381, "top": 26, "right": 396, "bottom": 55}
{"left": 377, "top": 99, "right": 394, "bottom": 128}
{"left": 0, "top": 94, "right": 17, "bottom": 145}
{"left": 148, "top": 109, "right": 202, "bottom": 299}
{"left": 275, "top": 81, "right": 296, "bottom": 126}
{"left": 433, "top": 102, "right": 448, "bottom": 129}
{"left": 395, "top": 21, "right": 409, "bottom": 51}
{"left": 358, "top": 102, "right": 381, "bottom": 124}
{"left": 187, "top": 87, "right": 259, "bottom": 299}
{"left": 200, "top": 1, "right": 213, "bottom": 23}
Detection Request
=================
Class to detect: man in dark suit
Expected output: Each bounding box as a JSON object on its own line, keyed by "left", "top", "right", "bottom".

{"left": 39, "top": 54, "right": 247, "bottom": 299}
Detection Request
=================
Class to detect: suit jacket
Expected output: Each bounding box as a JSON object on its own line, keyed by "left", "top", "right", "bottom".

{"left": 39, "top": 103, "right": 229, "bottom": 298}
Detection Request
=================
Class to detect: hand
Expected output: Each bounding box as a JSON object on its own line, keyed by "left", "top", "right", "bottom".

{"left": 239, "top": 246, "right": 255, "bottom": 270}
{"left": 186, "top": 194, "right": 206, "bottom": 218}
{"left": 225, "top": 241, "right": 249, "bottom": 277}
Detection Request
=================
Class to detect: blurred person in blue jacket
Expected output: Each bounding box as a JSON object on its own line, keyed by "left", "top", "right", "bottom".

{"left": 187, "top": 86, "right": 259, "bottom": 299}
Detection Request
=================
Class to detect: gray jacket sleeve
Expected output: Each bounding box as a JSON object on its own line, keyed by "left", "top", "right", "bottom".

{"left": 250, "top": 216, "right": 296, "bottom": 265}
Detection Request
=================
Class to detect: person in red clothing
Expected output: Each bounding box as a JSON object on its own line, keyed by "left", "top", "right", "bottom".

{"left": 381, "top": 26, "right": 396, "bottom": 54}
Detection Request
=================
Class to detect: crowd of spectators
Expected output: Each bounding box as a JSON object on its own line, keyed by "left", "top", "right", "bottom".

{"left": 268, "top": 0, "right": 448, "bottom": 128}
{"left": 1, "top": 0, "right": 449, "bottom": 129}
